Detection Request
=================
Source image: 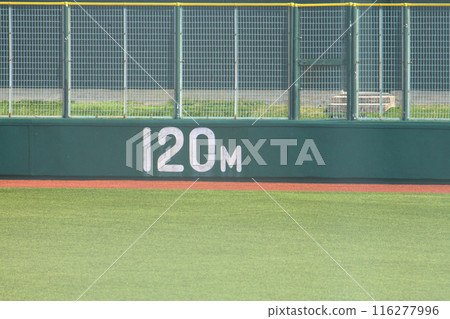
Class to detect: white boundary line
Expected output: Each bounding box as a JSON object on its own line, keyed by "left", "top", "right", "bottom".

{"left": 76, "top": 178, "right": 199, "bottom": 300}
{"left": 252, "top": 178, "right": 376, "bottom": 301}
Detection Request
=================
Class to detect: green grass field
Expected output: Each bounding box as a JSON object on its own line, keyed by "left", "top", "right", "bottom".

{"left": 0, "top": 100, "right": 288, "bottom": 118}
{"left": 2, "top": 100, "right": 450, "bottom": 119}
{"left": 0, "top": 187, "right": 449, "bottom": 301}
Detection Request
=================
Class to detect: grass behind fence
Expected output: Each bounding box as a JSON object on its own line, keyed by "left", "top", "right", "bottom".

{"left": 1, "top": 100, "right": 450, "bottom": 119}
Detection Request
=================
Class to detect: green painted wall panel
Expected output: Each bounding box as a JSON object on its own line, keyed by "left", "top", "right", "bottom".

{"left": 0, "top": 124, "right": 29, "bottom": 175}
{"left": 0, "top": 119, "right": 449, "bottom": 180}
{"left": 30, "top": 125, "right": 130, "bottom": 176}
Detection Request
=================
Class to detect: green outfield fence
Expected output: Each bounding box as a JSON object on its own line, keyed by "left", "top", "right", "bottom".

{"left": 0, "top": 2, "right": 450, "bottom": 120}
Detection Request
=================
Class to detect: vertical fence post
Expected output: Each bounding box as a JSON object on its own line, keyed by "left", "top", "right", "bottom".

{"left": 174, "top": 5, "right": 183, "bottom": 119}
{"left": 234, "top": 7, "right": 238, "bottom": 119}
{"left": 379, "top": 7, "right": 383, "bottom": 119}
{"left": 346, "top": 5, "right": 352, "bottom": 120}
{"left": 8, "top": 6, "right": 12, "bottom": 117}
{"left": 63, "top": 4, "right": 71, "bottom": 118}
{"left": 288, "top": 4, "right": 299, "bottom": 120}
{"left": 346, "top": 4, "right": 358, "bottom": 120}
{"left": 350, "top": 4, "right": 359, "bottom": 120}
{"left": 123, "top": 6, "right": 127, "bottom": 118}
{"left": 402, "top": 5, "right": 410, "bottom": 121}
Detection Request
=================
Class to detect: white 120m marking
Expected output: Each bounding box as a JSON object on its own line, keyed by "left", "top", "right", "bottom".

{"left": 140, "top": 127, "right": 325, "bottom": 174}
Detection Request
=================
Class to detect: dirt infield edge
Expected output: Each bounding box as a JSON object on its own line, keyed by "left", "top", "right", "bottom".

{"left": 0, "top": 180, "right": 449, "bottom": 193}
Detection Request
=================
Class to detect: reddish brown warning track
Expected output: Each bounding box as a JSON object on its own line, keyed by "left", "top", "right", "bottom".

{"left": 0, "top": 180, "right": 449, "bottom": 193}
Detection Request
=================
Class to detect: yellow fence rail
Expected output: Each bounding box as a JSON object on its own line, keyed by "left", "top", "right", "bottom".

{"left": 1, "top": 2, "right": 450, "bottom": 7}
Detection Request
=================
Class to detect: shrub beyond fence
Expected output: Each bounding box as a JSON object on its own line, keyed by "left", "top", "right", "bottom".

{"left": 0, "top": 2, "right": 449, "bottom": 120}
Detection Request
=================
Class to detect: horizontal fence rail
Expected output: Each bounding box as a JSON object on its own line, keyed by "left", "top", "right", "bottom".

{"left": 0, "top": 2, "right": 449, "bottom": 120}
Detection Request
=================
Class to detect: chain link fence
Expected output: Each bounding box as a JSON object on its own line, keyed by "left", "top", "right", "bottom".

{"left": 1, "top": 5, "right": 62, "bottom": 117}
{"left": 358, "top": 6, "right": 402, "bottom": 120}
{"left": 0, "top": 5, "right": 8, "bottom": 116}
{"left": 0, "top": 2, "right": 449, "bottom": 121}
{"left": 238, "top": 7, "right": 289, "bottom": 119}
{"left": 410, "top": 6, "right": 450, "bottom": 120}
{"left": 127, "top": 6, "right": 175, "bottom": 118}
{"left": 299, "top": 6, "right": 347, "bottom": 119}
{"left": 183, "top": 6, "right": 235, "bottom": 118}
{"left": 71, "top": 6, "right": 124, "bottom": 117}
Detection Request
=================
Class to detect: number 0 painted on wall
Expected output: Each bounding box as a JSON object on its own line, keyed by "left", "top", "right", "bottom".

{"left": 189, "top": 127, "right": 215, "bottom": 173}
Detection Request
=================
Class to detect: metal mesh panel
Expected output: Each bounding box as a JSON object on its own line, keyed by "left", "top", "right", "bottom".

{"left": 71, "top": 6, "right": 123, "bottom": 117}
{"left": 10, "top": 6, "right": 62, "bottom": 117}
{"left": 358, "top": 7, "right": 402, "bottom": 120}
{"left": 299, "top": 7, "right": 346, "bottom": 119}
{"left": 1, "top": 3, "right": 449, "bottom": 122}
{"left": 0, "top": 6, "right": 8, "bottom": 116}
{"left": 183, "top": 7, "right": 234, "bottom": 118}
{"left": 238, "top": 7, "right": 288, "bottom": 118}
{"left": 382, "top": 7, "right": 402, "bottom": 115}
{"left": 410, "top": 7, "right": 450, "bottom": 120}
{"left": 127, "top": 6, "right": 174, "bottom": 118}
